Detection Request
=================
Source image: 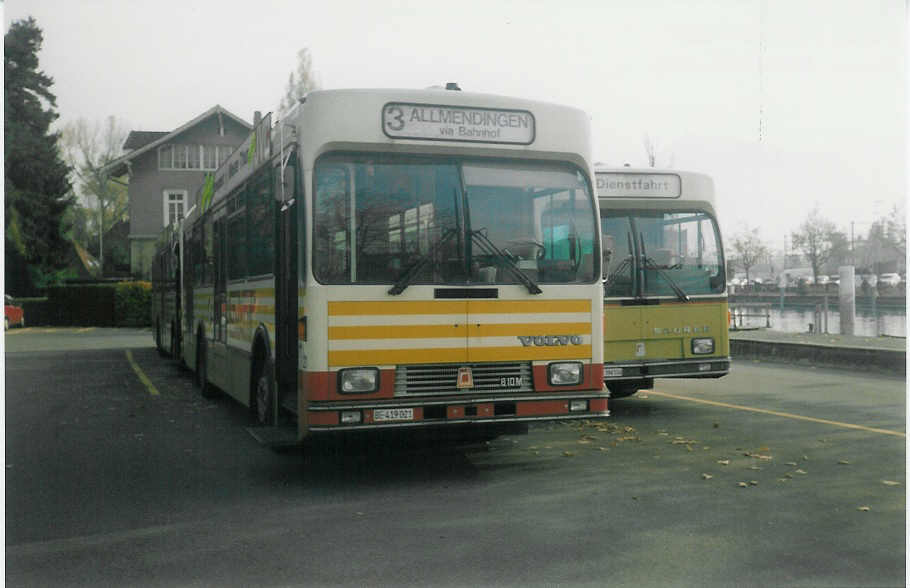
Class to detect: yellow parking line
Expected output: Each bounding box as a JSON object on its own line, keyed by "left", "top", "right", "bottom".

{"left": 647, "top": 389, "right": 905, "bottom": 438}
{"left": 125, "top": 350, "right": 159, "bottom": 396}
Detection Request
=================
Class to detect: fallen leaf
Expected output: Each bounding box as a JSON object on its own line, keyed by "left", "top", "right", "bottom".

{"left": 749, "top": 466, "right": 762, "bottom": 471}
{"left": 882, "top": 480, "right": 901, "bottom": 486}
{"left": 717, "top": 459, "right": 731, "bottom": 466}
{"left": 838, "top": 460, "right": 850, "bottom": 465}
{"left": 749, "top": 480, "right": 758, "bottom": 486}
{"left": 563, "top": 451, "right": 575, "bottom": 457}
{"left": 702, "top": 473, "right": 713, "bottom": 480}
{"left": 737, "top": 482, "right": 748, "bottom": 487}
{"left": 598, "top": 447, "right": 609, "bottom": 452}
{"left": 857, "top": 506, "right": 871, "bottom": 512}
{"left": 785, "top": 462, "right": 798, "bottom": 466}
{"left": 794, "top": 469, "right": 807, "bottom": 475}
{"left": 577, "top": 440, "right": 593, "bottom": 445}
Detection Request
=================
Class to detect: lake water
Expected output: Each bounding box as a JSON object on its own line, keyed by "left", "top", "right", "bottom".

{"left": 730, "top": 304, "right": 906, "bottom": 338}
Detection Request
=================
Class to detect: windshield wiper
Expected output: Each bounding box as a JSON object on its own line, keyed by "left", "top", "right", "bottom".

{"left": 470, "top": 229, "right": 542, "bottom": 295}
{"left": 604, "top": 256, "right": 633, "bottom": 287}
{"left": 642, "top": 256, "right": 689, "bottom": 302}
{"left": 388, "top": 227, "right": 458, "bottom": 295}
{"left": 639, "top": 232, "right": 689, "bottom": 302}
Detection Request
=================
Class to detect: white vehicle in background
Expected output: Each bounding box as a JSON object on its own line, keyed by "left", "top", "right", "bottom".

{"left": 879, "top": 273, "right": 901, "bottom": 287}
{"left": 815, "top": 275, "right": 830, "bottom": 285}
{"left": 855, "top": 274, "right": 878, "bottom": 288}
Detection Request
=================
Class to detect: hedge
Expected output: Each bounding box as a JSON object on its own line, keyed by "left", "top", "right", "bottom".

{"left": 22, "top": 281, "right": 151, "bottom": 327}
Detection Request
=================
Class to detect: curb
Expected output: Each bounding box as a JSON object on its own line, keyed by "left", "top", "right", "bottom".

{"left": 731, "top": 339, "right": 906, "bottom": 376}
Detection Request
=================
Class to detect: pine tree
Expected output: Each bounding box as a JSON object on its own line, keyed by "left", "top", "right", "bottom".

{"left": 5, "top": 17, "right": 73, "bottom": 292}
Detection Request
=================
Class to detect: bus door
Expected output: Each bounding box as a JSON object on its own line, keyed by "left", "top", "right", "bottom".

{"left": 274, "top": 162, "right": 299, "bottom": 419}
{"left": 601, "top": 214, "right": 644, "bottom": 362}
{"left": 211, "top": 217, "right": 228, "bottom": 385}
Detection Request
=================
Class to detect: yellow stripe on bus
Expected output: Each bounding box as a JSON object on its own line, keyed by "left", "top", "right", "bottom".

{"left": 329, "top": 299, "right": 591, "bottom": 316}
{"left": 329, "top": 345, "right": 592, "bottom": 366}
{"left": 328, "top": 322, "right": 592, "bottom": 340}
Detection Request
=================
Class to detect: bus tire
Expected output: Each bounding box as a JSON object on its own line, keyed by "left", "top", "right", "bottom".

{"left": 252, "top": 358, "right": 275, "bottom": 426}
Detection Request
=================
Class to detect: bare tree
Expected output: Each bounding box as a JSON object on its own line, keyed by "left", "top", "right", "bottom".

{"left": 60, "top": 116, "right": 129, "bottom": 270}
{"left": 730, "top": 226, "right": 769, "bottom": 281}
{"left": 790, "top": 207, "right": 849, "bottom": 284}
{"left": 278, "top": 48, "right": 319, "bottom": 117}
{"left": 642, "top": 134, "right": 674, "bottom": 168}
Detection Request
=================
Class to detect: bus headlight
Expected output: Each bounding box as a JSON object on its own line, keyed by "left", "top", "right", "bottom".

{"left": 339, "top": 368, "right": 380, "bottom": 394}
{"left": 691, "top": 338, "right": 715, "bottom": 355}
{"left": 548, "top": 362, "right": 583, "bottom": 386}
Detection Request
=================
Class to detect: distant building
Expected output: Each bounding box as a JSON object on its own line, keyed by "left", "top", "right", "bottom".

{"left": 104, "top": 106, "right": 251, "bottom": 278}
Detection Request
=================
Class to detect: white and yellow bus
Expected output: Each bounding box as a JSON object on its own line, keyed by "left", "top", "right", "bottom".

{"left": 597, "top": 168, "right": 730, "bottom": 399}
{"left": 169, "top": 86, "right": 607, "bottom": 445}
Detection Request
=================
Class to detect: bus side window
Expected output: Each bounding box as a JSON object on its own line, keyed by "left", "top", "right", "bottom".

{"left": 248, "top": 170, "right": 275, "bottom": 278}
{"left": 203, "top": 217, "right": 215, "bottom": 286}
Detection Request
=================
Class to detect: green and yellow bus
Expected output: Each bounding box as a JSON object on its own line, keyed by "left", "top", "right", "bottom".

{"left": 597, "top": 168, "right": 730, "bottom": 399}
{"left": 160, "top": 86, "right": 608, "bottom": 445}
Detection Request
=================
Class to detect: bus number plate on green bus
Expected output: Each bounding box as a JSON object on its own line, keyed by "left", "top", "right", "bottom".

{"left": 373, "top": 408, "right": 414, "bottom": 422}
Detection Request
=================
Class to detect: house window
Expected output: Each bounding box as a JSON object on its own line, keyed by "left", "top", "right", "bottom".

{"left": 163, "top": 190, "right": 187, "bottom": 227}
{"left": 159, "top": 144, "right": 236, "bottom": 171}
{"left": 159, "top": 145, "right": 174, "bottom": 169}
{"left": 204, "top": 145, "right": 216, "bottom": 169}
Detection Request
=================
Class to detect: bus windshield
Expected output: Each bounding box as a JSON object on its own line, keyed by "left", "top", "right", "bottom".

{"left": 602, "top": 210, "right": 724, "bottom": 297}
{"left": 314, "top": 153, "right": 597, "bottom": 286}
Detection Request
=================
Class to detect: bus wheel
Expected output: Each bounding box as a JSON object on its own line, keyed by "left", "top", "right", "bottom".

{"left": 253, "top": 359, "right": 274, "bottom": 426}
{"left": 607, "top": 383, "right": 638, "bottom": 399}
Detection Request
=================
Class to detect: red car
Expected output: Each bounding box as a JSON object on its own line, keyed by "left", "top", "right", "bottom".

{"left": 5, "top": 295, "right": 25, "bottom": 330}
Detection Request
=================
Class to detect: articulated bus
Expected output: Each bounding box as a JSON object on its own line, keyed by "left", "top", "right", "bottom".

{"left": 596, "top": 168, "right": 730, "bottom": 399}
{"left": 160, "top": 86, "right": 608, "bottom": 445}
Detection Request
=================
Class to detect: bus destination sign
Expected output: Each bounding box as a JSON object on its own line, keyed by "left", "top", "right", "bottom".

{"left": 596, "top": 173, "right": 682, "bottom": 198}
{"left": 382, "top": 102, "right": 535, "bottom": 145}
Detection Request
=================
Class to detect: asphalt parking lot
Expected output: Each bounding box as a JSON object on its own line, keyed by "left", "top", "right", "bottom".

{"left": 5, "top": 328, "right": 906, "bottom": 587}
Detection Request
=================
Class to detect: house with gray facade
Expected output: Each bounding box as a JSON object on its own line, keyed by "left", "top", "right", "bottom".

{"left": 105, "top": 105, "right": 250, "bottom": 278}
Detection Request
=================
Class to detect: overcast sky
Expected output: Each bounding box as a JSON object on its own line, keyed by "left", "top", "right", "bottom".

{"left": 5, "top": 0, "right": 907, "bottom": 251}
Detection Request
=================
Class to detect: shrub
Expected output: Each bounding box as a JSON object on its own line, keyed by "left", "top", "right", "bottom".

{"left": 114, "top": 281, "right": 151, "bottom": 327}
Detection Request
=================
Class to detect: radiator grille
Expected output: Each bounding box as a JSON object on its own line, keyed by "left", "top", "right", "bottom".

{"left": 395, "top": 362, "right": 533, "bottom": 396}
